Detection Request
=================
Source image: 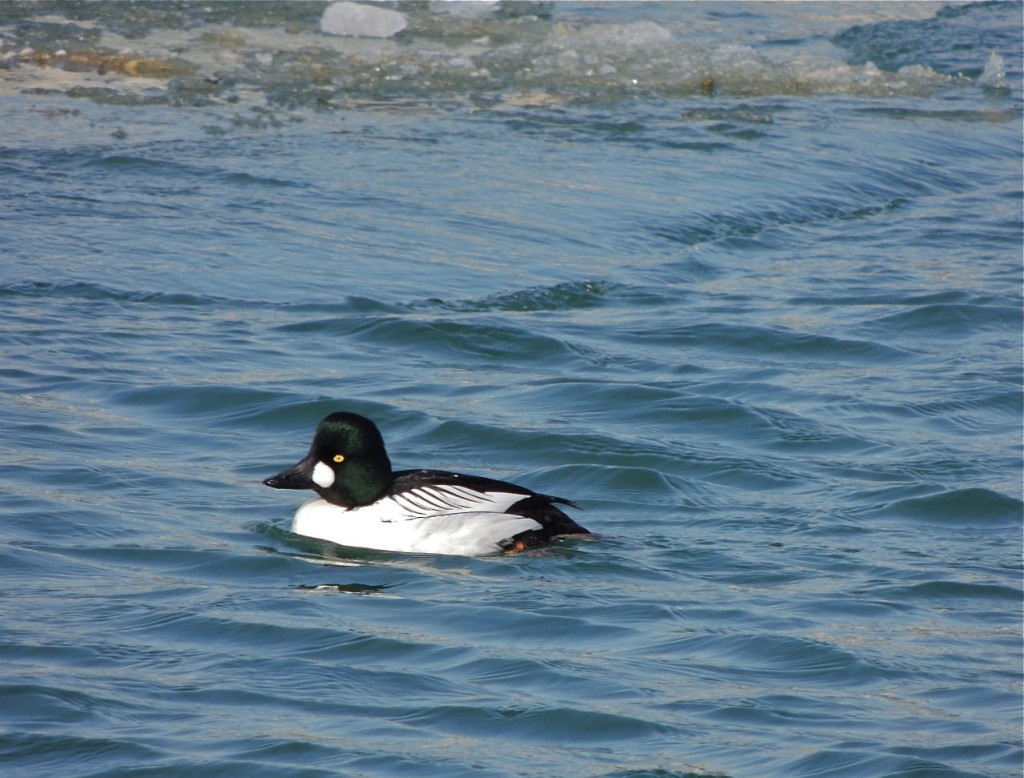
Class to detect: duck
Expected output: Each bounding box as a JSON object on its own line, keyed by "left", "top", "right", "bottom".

{"left": 263, "top": 411, "right": 589, "bottom": 556}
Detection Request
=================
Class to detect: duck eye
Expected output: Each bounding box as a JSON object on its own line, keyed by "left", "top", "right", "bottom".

{"left": 333, "top": 454, "right": 345, "bottom": 463}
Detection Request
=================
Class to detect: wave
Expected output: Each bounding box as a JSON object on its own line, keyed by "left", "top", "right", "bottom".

{"left": 883, "top": 487, "right": 1022, "bottom": 527}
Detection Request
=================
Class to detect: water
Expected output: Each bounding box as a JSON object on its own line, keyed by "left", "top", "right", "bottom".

{"left": 1, "top": 2, "right": 1021, "bottom": 776}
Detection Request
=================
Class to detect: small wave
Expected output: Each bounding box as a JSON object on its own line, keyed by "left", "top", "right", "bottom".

{"left": 0, "top": 280, "right": 218, "bottom": 307}
{"left": 864, "top": 302, "right": 1022, "bottom": 340}
{"left": 649, "top": 632, "right": 894, "bottom": 686}
{"left": 1, "top": 729, "right": 161, "bottom": 774}
{"left": 337, "top": 315, "right": 584, "bottom": 366}
{"left": 869, "top": 579, "right": 1022, "bottom": 604}
{"left": 884, "top": 487, "right": 1022, "bottom": 526}
{"left": 902, "top": 390, "right": 1023, "bottom": 434}
{"left": 419, "top": 279, "right": 617, "bottom": 313}
{"left": 394, "top": 703, "right": 670, "bottom": 744}
{"left": 783, "top": 746, "right": 997, "bottom": 778}
{"left": 112, "top": 383, "right": 291, "bottom": 423}
{"left": 619, "top": 321, "right": 910, "bottom": 364}
{"left": 854, "top": 105, "right": 1022, "bottom": 124}
{"left": 649, "top": 195, "right": 906, "bottom": 249}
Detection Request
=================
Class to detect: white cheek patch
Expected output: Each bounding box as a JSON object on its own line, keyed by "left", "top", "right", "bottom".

{"left": 312, "top": 461, "right": 335, "bottom": 489}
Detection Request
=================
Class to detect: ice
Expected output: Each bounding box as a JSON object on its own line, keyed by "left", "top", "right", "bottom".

{"left": 321, "top": 2, "right": 408, "bottom": 39}
{"left": 429, "top": 1, "right": 501, "bottom": 19}
{"left": 575, "top": 21, "right": 673, "bottom": 50}
{"left": 977, "top": 51, "right": 1009, "bottom": 91}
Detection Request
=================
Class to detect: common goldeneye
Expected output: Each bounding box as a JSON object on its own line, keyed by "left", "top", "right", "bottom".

{"left": 263, "top": 411, "right": 589, "bottom": 555}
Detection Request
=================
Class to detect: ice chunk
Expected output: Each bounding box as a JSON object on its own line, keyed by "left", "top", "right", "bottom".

{"left": 430, "top": 1, "right": 500, "bottom": 19}
{"left": 575, "top": 21, "right": 672, "bottom": 50}
{"left": 321, "top": 2, "right": 408, "bottom": 39}
{"left": 977, "top": 51, "right": 1009, "bottom": 90}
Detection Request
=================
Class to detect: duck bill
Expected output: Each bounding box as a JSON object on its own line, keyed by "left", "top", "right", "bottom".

{"left": 263, "top": 454, "right": 316, "bottom": 490}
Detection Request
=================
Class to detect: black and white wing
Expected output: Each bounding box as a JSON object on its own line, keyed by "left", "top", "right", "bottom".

{"left": 386, "top": 470, "right": 535, "bottom": 519}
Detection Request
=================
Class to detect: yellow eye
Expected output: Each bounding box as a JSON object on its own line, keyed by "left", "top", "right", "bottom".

{"left": 333, "top": 454, "right": 345, "bottom": 463}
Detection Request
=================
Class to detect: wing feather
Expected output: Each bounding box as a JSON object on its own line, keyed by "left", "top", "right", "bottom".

{"left": 387, "top": 471, "right": 532, "bottom": 520}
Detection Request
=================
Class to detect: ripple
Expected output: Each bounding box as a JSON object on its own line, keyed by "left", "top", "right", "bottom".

{"left": 0, "top": 280, "right": 225, "bottom": 308}
{"left": 864, "top": 303, "right": 1022, "bottom": 340}
{"left": 111, "top": 383, "right": 287, "bottom": 421}
{"left": 394, "top": 704, "right": 670, "bottom": 743}
{"left": 0, "top": 731, "right": 161, "bottom": 774}
{"left": 884, "top": 487, "right": 1022, "bottom": 526}
{"left": 421, "top": 280, "right": 619, "bottom": 313}
{"left": 642, "top": 633, "right": 896, "bottom": 686}
{"left": 617, "top": 322, "right": 910, "bottom": 363}
{"left": 869, "top": 580, "right": 1022, "bottom": 605}
{"left": 649, "top": 195, "right": 907, "bottom": 249}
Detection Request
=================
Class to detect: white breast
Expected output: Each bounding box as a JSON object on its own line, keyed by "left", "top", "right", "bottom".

{"left": 290, "top": 484, "right": 541, "bottom": 555}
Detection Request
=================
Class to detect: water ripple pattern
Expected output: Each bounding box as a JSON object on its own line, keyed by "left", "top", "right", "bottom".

{"left": 0, "top": 3, "right": 1021, "bottom": 777}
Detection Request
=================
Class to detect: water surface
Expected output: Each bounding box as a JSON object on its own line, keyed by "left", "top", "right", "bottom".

{"left": 1, "top": 2, "right": 1021, "bottom": 777}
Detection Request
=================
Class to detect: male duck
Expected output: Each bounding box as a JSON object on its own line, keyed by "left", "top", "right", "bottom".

{"left": 263, "top": 411, "right": 589, "bottom": 555}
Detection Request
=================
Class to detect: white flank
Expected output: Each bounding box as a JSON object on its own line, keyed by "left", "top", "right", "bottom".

{"left": 291, "top": 497, "right": 542, "bottom": 556}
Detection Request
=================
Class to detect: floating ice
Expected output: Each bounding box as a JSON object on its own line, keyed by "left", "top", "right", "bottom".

{"left": 574, "top": 21, "right": 673, "bottom": 50}
{"left": 977, "top": 51, "right": 1009, "bottom": 90}
{"left": 321, "top": 2, "right": 408, "bottom": 39}
{"left": 0, "top": 2, "right": 1006, "bottom": 105}
{"left": 429, "top": 1, "right": 501, "bottom": 19}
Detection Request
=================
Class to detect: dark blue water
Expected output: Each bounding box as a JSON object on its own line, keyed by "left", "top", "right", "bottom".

{"left": 1, "top": 2, "right": 1021, "bottom": 776}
